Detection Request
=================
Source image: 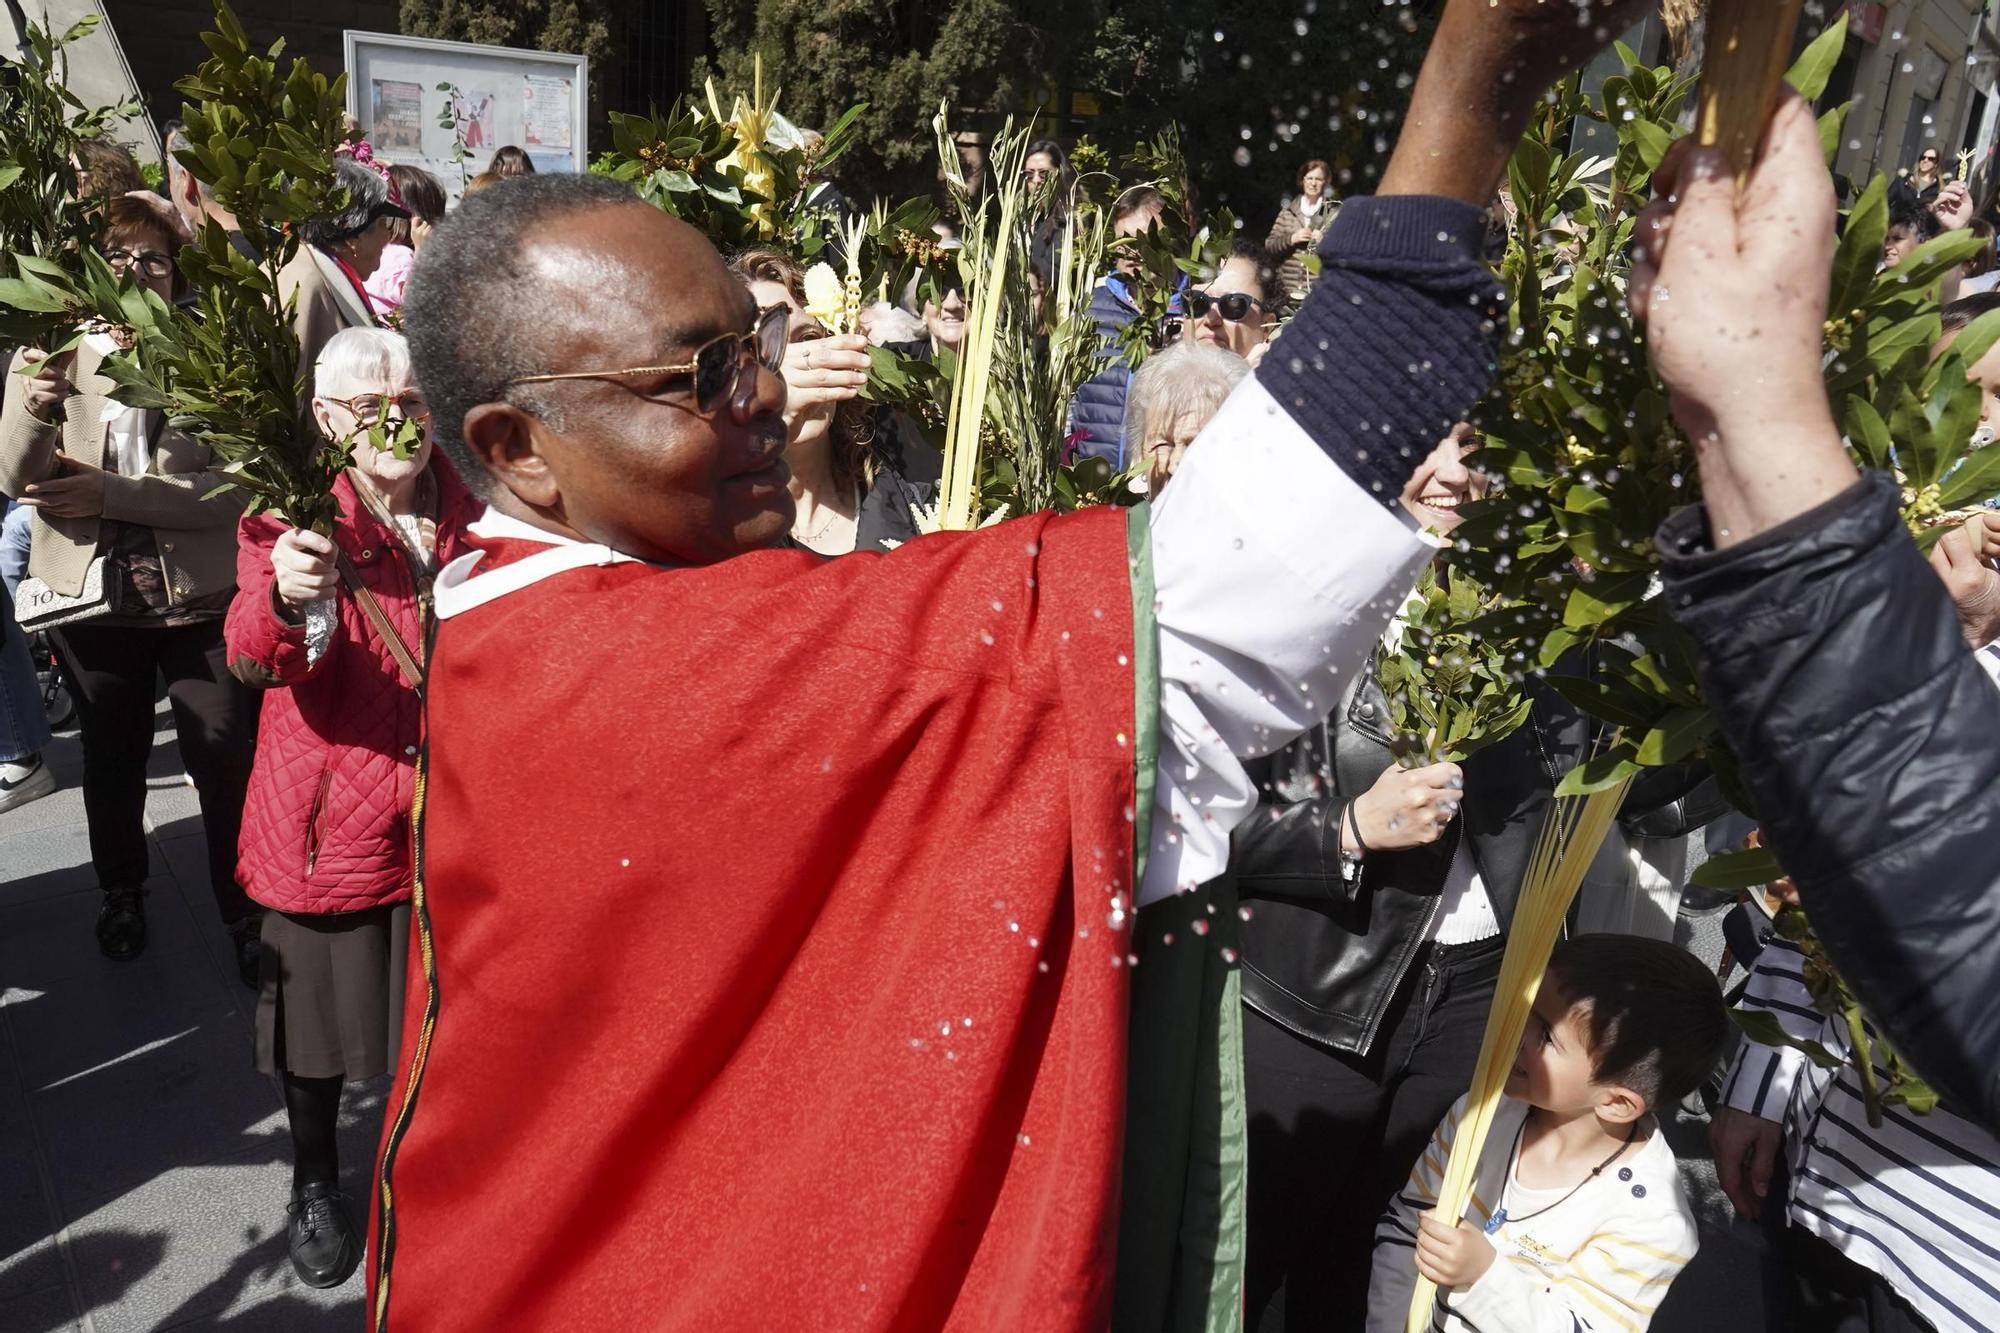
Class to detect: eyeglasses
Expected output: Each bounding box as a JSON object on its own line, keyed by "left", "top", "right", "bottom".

{"left": 103, "top": 248, "right": 174, "bottom": 279}
{"left": 505, "top": 305, "right": 790, "bottom": 415}
{"left": 1185, "top": 291, "right": 1267, "bottom": 322}
{"left": 1921, "top": 153, "right": 1940, "bottom": 163}
{"left": 324, "top": 392, "right": 428, "bottom": 427}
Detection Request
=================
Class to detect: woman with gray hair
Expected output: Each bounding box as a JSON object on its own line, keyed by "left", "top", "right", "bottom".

{"left": 1122, "top": 340, "right": 1250, "bottom": 494}
{"left": 223, "top": 325, "right": 479, "bottom": 1290}
{"left": 276, "top": 157, "right": 409, "bottom": 376}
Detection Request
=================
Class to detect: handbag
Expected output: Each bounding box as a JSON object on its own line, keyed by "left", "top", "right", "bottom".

{"left": 13, "top": 555, "right": 121, "bottom": 631}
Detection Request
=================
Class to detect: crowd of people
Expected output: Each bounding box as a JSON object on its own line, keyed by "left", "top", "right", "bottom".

{"left": 3, "top": 1, "right": 2000, "bottom": 1329}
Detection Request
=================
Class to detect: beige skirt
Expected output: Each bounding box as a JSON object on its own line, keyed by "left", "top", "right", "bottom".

{"left": 254, "top": 903, "right": 410, "bottom": 1081}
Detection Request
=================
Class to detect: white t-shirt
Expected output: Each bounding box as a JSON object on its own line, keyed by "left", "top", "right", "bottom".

{"left": 1428, "top": 838, "right": 1501, "bottom": 945}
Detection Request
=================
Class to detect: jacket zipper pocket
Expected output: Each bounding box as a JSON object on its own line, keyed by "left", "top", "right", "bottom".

{"left": 303, "top": 767, "right": 334, "bottom": 874}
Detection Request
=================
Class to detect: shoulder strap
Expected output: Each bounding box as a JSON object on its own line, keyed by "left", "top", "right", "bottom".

{"left": 335, "top": 547, "right": 425, "bottom": 695}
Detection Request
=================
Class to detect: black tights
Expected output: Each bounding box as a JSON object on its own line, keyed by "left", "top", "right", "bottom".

{"left": 284, "top": 1073, "right": 344, "bottom": 1193}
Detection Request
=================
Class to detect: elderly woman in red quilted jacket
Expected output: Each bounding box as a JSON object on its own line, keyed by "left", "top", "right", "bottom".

{"left": 224, "top": 326, "right": 479, "bottom": 1291}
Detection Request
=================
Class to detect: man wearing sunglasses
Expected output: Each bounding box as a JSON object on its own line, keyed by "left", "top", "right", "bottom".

{"left": 369, "top": 3, "right": 1651, "bottom": 1326}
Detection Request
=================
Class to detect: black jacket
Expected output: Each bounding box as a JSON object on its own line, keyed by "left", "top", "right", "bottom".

{"left": 1233, "top": 654, "right": 1719, "bottom": 1057}
{"left": 1660, "top": 471, "right": 2000, "bottom": 1133}
{"left": 853, "top": 462, "right": 933, "bottom": 553}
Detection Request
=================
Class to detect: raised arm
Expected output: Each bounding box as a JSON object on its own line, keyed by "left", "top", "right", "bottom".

{"left": 1639, "top": 94, "right": 2000, "bottom": 1131}
{"left": 1137, "top": 0, "right": 1650, "bottom": 903}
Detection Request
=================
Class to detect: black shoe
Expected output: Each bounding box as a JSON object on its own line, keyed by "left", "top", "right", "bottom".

{"left": 95, "top": 886, "right": 147, "bottom": 961}
{"left": 228, "top": 917, "right": 263, "bottom": 990}
{"left": 287, "top": 1181, "right": 360, "bottom": 1289}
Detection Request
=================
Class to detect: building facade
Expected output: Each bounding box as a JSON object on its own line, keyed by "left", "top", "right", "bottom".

{"left": 1831, "top": 0, "right": 1997, "bottom": 190}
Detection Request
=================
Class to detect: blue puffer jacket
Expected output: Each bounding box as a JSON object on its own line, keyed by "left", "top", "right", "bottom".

{"left": 1069, "top": 275, "right": 1141, "bottom": 467}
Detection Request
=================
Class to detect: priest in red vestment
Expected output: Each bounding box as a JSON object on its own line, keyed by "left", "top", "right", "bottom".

{"left": 365, "top": 5, "right": 1650, "bottom": 1328}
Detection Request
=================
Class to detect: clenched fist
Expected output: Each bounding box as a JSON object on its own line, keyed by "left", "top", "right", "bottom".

{"left": 1415, "top": 1211, "right": 1497, "bottom": 1290}
{"left": 1346, "top": 760, "right": 1465, "bottom": 856}
{"left": 271, "top": 528, "right": 339, "bottom": 612}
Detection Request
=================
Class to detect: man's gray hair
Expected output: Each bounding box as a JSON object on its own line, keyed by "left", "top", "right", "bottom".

{"left": 162, "top": 121, "right": 211, "bottom": 201}
{"left": 1123, "top": 340, "right": 1251, "bottom": 447}
{"left": 314, "top": 326, "right": 413, "bottom": 399}
{"left": 303, "top": 158, "right": 393, "bottom": 247}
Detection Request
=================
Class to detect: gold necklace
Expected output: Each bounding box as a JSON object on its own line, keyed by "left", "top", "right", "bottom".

{"left": 797, "top": 488, "right": 856, "bottom": 548}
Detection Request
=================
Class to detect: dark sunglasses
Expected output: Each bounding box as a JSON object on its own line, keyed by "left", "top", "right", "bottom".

{"left": 1185, "top": 291, "right": 1266, "bottom": 322}
{"left": 506, "top": 305, "right": 790, "bottom": 415}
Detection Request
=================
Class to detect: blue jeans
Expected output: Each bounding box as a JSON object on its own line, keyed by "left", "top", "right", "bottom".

{"left": 0, "top": 573, "right": 50, "bottom": 763}
{"left": 1, "top": 502, "right": 30, "bottom": 600}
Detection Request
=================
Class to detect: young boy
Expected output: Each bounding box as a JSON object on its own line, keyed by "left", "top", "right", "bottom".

{"left": 1367, "top": 935, "right": 1729, "bottom": 1332}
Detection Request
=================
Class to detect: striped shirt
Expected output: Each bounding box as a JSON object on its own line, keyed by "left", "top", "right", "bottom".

{"left": 1367, "top": 1093, "right": 1699, "bottom": 1332}
{"left": 1723, "top": 936, "right": 2000, "bottom": 1333}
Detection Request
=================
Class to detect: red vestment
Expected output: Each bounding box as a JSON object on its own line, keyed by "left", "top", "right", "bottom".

{"left": 369, "top": 505, "right": 1146, "bottom": 1330}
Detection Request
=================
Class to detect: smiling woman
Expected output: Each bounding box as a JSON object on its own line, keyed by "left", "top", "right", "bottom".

{"left": 1400, "top": 422, "right": 1488, "bottom": 531}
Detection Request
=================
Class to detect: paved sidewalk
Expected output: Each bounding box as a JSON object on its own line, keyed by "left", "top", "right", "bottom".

{"left": 1, "top": 711, "right": 378, "bottom": 1332}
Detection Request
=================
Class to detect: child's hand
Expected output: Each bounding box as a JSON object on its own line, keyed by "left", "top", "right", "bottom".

{"left": 1415, "top": 1212, "right": 1497, "bottom": 1289}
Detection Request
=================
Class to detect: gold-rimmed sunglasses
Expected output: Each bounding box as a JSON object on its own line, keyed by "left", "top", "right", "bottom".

{"left": 323, "top": 391, "right": 428, "bottom": 427}
{"left": 505, "top": 305, "right": 790, "bottom": 415}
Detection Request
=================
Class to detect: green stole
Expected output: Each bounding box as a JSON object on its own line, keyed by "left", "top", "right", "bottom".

{"left": 1112, "top": 502, "right": 1247, "bottom": 1332}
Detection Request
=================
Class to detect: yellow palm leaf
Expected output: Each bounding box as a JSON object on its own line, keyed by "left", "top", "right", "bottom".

{"left": 1405, "top": 774, "right": 1633, "bottom": 1333}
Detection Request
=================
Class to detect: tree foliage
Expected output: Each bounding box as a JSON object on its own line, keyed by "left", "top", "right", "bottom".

{"left": 696, "top": 0, "right": 1438, "bottom": 213}
{"left": 0, "top": 16, "right": 143, "bottom": 351}
{"left": 1079, "top": 0, "right": 1437, "bottom": 214}
{"left": 401, "top": 0, "right": 615, "bottom": 119}
{"left": 0, "top": 2, "right": 355, "bottom": 533}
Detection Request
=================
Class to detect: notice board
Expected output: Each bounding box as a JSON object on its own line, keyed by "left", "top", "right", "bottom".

{"left": 344, "top": 30, "right": 588, "bottom": 202}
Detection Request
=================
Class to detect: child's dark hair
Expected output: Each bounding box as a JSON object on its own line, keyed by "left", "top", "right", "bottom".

{"left": 1546, "top": 935, "right": 1727, "bottom": 1111}
{"left": 1942, "top": 291, "right": 2000, "bottom": 336}
{"left": 1889, "top": 196, "right": 1942, "bottom": 246}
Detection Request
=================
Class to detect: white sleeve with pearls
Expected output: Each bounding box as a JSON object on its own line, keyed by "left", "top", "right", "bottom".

{"left": 1137, "top": 376, "right": 1430, "bottom": 905}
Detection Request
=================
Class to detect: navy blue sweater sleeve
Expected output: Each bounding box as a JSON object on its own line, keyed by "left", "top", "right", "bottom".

{"left": 1256, "top": 195, "right": 1505, "bottom": 508}
{"left": 1658, "top": 472, "right": 2000, "bottom": 1131}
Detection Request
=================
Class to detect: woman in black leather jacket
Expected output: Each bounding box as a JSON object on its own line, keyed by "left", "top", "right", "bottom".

{"left": 1236, "top": 428, "right": 1718, "bottom": 1330}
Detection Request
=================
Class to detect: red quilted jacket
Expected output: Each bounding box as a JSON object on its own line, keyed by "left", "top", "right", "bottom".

{"left": 226, "top": 461, "right": 481, "bottom": 915}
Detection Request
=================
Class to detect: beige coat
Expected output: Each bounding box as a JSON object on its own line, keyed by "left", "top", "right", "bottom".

{"left": 1266, "top": 196, "right": 1340, "bottom": 302}
{"left": 278, "top": 243, "right": 377, "bottom": 381}
{"left": 0, "top": 340, "right": 246, "bottom": 600}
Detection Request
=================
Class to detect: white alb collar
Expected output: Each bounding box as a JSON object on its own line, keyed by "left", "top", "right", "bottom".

{"left": 432, "top": 506, "right": 646, "bottom": 620}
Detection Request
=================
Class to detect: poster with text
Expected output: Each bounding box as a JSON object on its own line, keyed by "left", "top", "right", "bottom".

{"left": 370, "top": 78, "right": 423, "bottom": 152}
{"left": 521, "top": 74, "right": 573, "bottom": 149}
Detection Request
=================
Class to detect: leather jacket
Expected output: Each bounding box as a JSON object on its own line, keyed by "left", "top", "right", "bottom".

{"left": 1661, "top": 472, "right": 2000, "bottom": 1132}
{"left": 1232, "top": 652, "right": 1722, "bottom": 1058}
